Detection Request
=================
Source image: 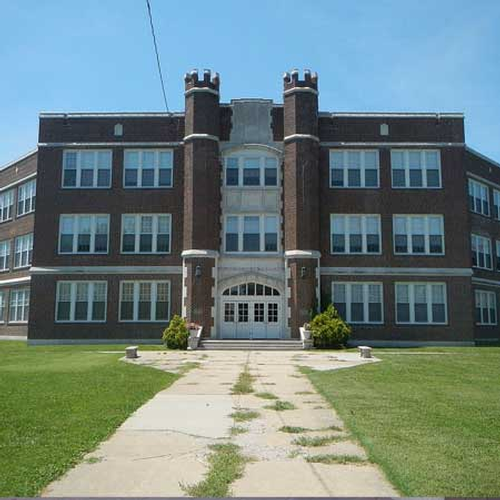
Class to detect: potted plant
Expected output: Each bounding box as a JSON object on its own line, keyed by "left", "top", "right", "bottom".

{"left": 187, "top": 321, "right": 200, "bottom": 338}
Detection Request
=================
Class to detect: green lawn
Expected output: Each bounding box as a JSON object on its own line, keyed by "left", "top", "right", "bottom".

{"left": 0, "top": 342, "right": 176, "bottom": 497}
{"left": 304, "top": 347, "right": 500, "bottom": 497}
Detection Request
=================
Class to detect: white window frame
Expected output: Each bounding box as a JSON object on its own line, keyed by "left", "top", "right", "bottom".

{"left": 391, "top": 149, "right": 442, "bottom": 189}
{"left": 8, "top": 288, "right": 30, "bottom": 324}
{"left": 55, "top": 281, "right": 108, "bottom": 323}
{"left": 123, "top": 149, "right": 174, "bottom": 188}
{"left": 14, "top": 233, "right": 33, "bottom": 269}
{"left": 17, "top": 179, "right": 36, "bottom": 217}
{"left": 62, "top": 150, "right": 112, "bottom": 189}
{"left": 330, "top": 214, "right": 382, "bottom": 255}
{"left": 475, "top": 290, "right": 497, "bottom": 326}
{"left": 331, "top": 282, "right": 384, "bottom": 324}
{"left": 493, "top": 189, "right": 500, "bottom": 220}
{"left": 223, "top": 151, "right": 280, "bottom": 188}
{"left": 223, "top": 214, "right": 280, "bottom": 254}
{"left": 0, "top": 290, "right": 5, "bottom": 323}
{"left": 121, "top": 214, "right": 172, "bottom": 254}
{"left": 393, "top": 215, "right": 445, "bottom": 255}
{"left": 468, "top": 179, "right": 490, "bottom": 216}
{"left": 119, "top": 280, "right": 171, "bottom": 323}
{"left": 0, "top": 239, "right": 10, "bottom": 271}
{"left": 395, "top": 282, "right": 448, "bottom": 325}
{"left": 0, "top": 189, "right": 14, "bottom": 223}
{"left": 58, "top": 215, "right": 110, "bottom": 255}
{"left": 329, "top": 149, "right": 380, "bottom": 189}
{"left": 471, "top": 234, "right": 492, "bottom": 270}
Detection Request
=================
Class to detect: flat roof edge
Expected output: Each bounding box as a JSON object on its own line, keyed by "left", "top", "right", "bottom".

{"left": 39, "top": 112, "right": 185, "bottom": 118}
{"left": 0, "top": 149, "right": 37, "bottom": 171}
{"left": 319, "top": 112, "right": 464, "bottom": 118}
{"left": 466, "top": 146, "right": 500, "bottom": 169}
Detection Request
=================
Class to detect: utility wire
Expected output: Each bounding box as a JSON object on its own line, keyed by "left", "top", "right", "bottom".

{"left": 145, "top": 0, "right": 169, "bottom": 112}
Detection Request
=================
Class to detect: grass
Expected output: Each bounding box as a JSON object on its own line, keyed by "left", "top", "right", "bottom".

{"left": 279, "top": 425, "right": 310, "bottom": 434}
{"left": 230, "top": 410, "right": 260, "bottom": 422}
{"left": 183, "top": 443, "right": 248, "bottom": 497}
{"left": 293, "top": 434, "right": 346, "bottom": 447}
{"left": 305, "top": 454, "right": 368, "bottom": 465}
{"left": 0, "top": 342, "right": 177, "bottom": 497}
{"left": 304, "top": 347, "right": 500, "bottom": 497}
{"left": 229, "top": 425, "right": 248, "bottom": 436}
{"left": 254, "top": 391, "right": 278, "bottom": 400}
{"left": 295, "top": 390, "right": 314, "bottom": 395}
{"left": 264, "top": 400, "right": 296, "bottom": 411}
{"left": 231, "top": 365, "right": 254, "bottom": 395}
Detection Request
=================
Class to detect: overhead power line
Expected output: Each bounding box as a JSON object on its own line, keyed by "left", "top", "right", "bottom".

{"left": 145, "top": 0, "right": 169, "bottom": 112}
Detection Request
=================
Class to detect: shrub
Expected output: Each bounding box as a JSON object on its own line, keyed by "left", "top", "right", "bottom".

{"left": 309, "top": 304, "right": 351, "bottom": 349}
{"left": 162, "top": 315, "right": 189, "bottom": 349}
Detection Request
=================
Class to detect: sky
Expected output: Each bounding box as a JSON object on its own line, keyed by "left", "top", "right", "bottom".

{"left": 1, "top": 0, "right": 500, "bottom": 166}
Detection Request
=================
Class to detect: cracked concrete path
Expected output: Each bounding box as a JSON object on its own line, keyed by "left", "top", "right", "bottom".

{"left": 43, "top": 350, "right": 397, "bottom": 497}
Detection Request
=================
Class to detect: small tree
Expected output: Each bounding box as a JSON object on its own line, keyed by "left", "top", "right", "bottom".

{"left": 309, "top": 304, "right": 351, "bottom": 349}
{"left": 162, "top": 315, "right": 189, "bottom": 350}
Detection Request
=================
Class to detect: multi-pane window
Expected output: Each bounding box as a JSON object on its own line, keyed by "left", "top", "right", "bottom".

{"left": 494, "top": 189, "right": 500, "bottom": 220}
{"left": 124, "top": 150, "right": 173, "bottom": 188}
{"left": 56, "top": 281, "right": 107, "bottom": 322}
{"left": 471, "top": 234, "right": 492, "bottom": 270}
{"left": 391, "top": 150, "right": 441, "bottom": 188}
{"left": 330, "top": 215, "right": 381, "bottom": 254}
{"left": 9, "top": 288, "right": 30, "bottom": 323}
{"left": 393, "top": 215, "right": 444, "bottom": 255}
{"left": 0, "top": 189, "right": 14, "bottom": 222}
{"left": 59, "top": 215, "right": 109, "bottom": 254}
{"left": 496, "top": 241, "right": 500, "bottom": 272}
{"left": 475, "top": 290, "right": 497, "bottom": 325}
{"left": 224, "top": 215, "right": 279, "bottom": 253}
{"left": 395, "top": 283, "right": 447, "bottom": 324}
{"left": 62, "top": 150, "right": 112, "bottom": 188}
{"left": 332, "top": 282, "right": 383, "bottom": 324}
{"left": 224, "top": 154, "right": 279, "bottom": 187}
{"left": 17, "top": 179, "right": 36, "bottom": 216}
{"left": 122, "top": 214, "right": 171, "bottom": 253}
{"left": 0, "top": 240, "right": 10, "bottom": 271}
{"left": 468, "top": 179, "right": 490, "bottom": 216}
{"left": 0, "top": 291, "right": 5, "bottom": 322}
{"left": 14, "top": 233, "right": 33, "bottom": 268}
{"left": 119, "top": 281, "right": 170, "bottom": 322}
{"left": 329, "top": 150, "right": 379, "bottom": 188}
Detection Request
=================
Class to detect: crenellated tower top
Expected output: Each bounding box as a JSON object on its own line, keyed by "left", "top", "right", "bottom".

{"left": 184, "top": 69, "right": 220, "bottom": 92}
{"left": 283, "top": 69, "right": 318, "bottom": 92}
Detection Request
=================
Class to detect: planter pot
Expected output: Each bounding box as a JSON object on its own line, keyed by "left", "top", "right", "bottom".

{"left": 189, "top": 328, "right": 198, "bottom": 338}
{"left": 302, "top": 329, "right": 311, "bottom": 340}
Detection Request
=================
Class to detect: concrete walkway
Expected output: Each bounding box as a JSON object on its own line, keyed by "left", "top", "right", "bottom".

{"left": 43, "top": 350, "right": 397, "bottom": 497}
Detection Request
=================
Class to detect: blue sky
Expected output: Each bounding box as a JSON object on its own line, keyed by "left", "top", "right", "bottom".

{"left": 1, "top": 0, "right": 500, "bottom": 166}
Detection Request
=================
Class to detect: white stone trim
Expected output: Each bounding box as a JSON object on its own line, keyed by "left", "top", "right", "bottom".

{"left": 320, "top": 267, "right": 472, "bottom": 277}
{"left": 285, "top": 250, "right": 321, "bottom": 259}
{"left": 284, "top": 87, "right": 318, "bottom": 96}
{"left": 319, "top": 112, "right": 464, "bottom": 118}
{"left": 472, "top": 277, "right": 500, "bottom": 288}
{"left": 0, "top": 150, "right": 37, "bottom": 171}
{"left": 320, "top": 141, "right": 464, "bottom": 147}
{"left": 0, "top": 276, "right": 31, "bottom": 287}
{"left": 181, "top": 259, "right": 188, "bottom": 318}
{"left": 0, "top": 172, "right": 37, "bottom": 193}
{"left": 30, "top": 266, "right": 182, "bottom": 275}
{"left": 184, "top": 87, "right": 219, "bottom": 97}
{"left": 39, "top": 112, "right": 184, "bottom": 118}
{"left": 284, "top": 134, "right": 320, "bottom": 143}
{"left": 181, "top": 249, "right": 219, "bottom": 259}
{"left": 39, "top": 141, "right": 182, "bottom": 148}
{"left": 183, "top": 134, "right": 219, "bottom": 142}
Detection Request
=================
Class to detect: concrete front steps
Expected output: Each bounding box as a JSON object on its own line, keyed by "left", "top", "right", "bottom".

{"left": 198, "top": 339, "right": 305, "bottom": 350}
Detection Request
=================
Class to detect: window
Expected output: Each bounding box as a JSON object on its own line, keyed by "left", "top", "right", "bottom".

{"left": 224, "top": 154, "right": 279, "bottom": 187}
{"left": 395, "top": 283, "right": 447, "bottom": 324}
{"left": 56, "top": 281, "right": 107, "bottom": 322}
{"left": 391, "top": 150, "right": 441, "bottom": 188}
{"left": 332, "top": 282, "right": 383, "bottom": 324}
{"left": 14, "top": 233, "right": 33, "bottom": 268}
{"left": 17, "top": 179, "right": 36, "bottom": 216}
{"left": 222, "top": 283, "right": 280, "bottom": 296}
{"left": 59, "top": 215, "right": 109, "bottom": 254}
{"left": 121, "top": 214, "right": 171, "bottom": 253}
{"left": 496, "top": 241, "right": 500, "bottom": 272}
{"left": 0, "top": 291, "right": 5, "bottom": 322}
{"left": 124, "top": 150, "right": 173, "bottom": 188}
{"left": 475, "top": 290, "right": 497, "bottom": 325}
{"left": 9, "top": 288, "right": 29, "bottom": 323}
{"left": 468, "top": 179, "right": 490, "bottom": 216}
{"left": 393, "top": 215, "right": 444, "bottom": 255}
{"left": 224, "top": 215, "right": 279, "bottom": 253}
{"left": 330, "top": 215, "right": 381, "bottom": 254}
{"left": 0, "top": 189, "right": 14, "bottom": 222}
{"left": 471, "top": 234, "right": 492, "bottom": 270}
{"left": 62, "top": 150, "right": 112, "bottom": 188}
{"left": 494, "top": 190, "right": 500, "bottom": 220}
{"left": 0, "top": 240, "right": 10, "bottom": 271}
{"left": 119, "top": 281, "right": 170, "bottom": 322}
{"left": 330, "top": 150, "right": 379, "bottom": 188}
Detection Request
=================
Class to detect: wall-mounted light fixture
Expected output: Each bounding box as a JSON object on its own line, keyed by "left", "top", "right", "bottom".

{"left": 300, "top": 266, "right": 306, "bottom": 279}
{"left": 195, "top": 265, "right": 202, "bottom": 278}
